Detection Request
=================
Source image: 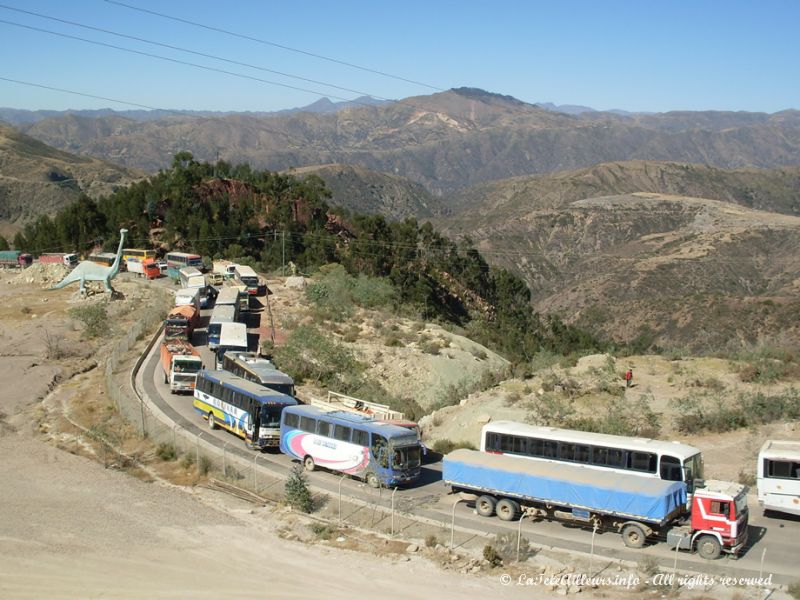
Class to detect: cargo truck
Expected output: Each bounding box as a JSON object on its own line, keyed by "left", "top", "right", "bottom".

{"left": 126, "top": 257, "right": 160, "bottom": 279}
{"left": 159, "top": 339, "right": 203, "bottom": 394}
{"left": 443, "top": 449, "right": 748, "bottom": 560}
{"left": 0, "top": 250, "right": 33, "bottom": 268}
{"left": 39, "top": 253, "right": 78, "bottom": 267}
{"left": 164, "top": 305, "right": 199, "bottom": 341}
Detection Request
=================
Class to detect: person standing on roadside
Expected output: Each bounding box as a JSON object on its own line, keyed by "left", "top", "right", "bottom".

{"left": 625, "top": 368, "right": 633, "bottom": 389}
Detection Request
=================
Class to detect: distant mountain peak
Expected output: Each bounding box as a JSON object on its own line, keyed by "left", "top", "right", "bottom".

{"left": 450, "top": 87, "right": 527, "bottom": 105}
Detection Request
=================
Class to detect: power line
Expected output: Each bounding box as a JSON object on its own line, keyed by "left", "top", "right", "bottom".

{"left": 0, "top": 18, "right": 360, "bottom": 104}
{"left": 0, "top": 4, "right": 395, "bottom": 103}
{"left": 0, "top": 75, "right": 162, "bottom": 111}
{"left": 103, "top": 0, "right": 444, "bottom": 93}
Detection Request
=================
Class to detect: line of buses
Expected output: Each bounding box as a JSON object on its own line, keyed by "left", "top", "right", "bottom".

{"left": 188, "top": 355, "right": 800, "bottom": 514}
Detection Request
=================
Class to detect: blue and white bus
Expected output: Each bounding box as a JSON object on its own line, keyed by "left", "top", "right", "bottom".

{"left": 194, "top": 370, "right": 297, "bottom": 449}
{"left": 279, "top": 405, "right": 422, "bottom": 488}
{"left": 166, "top": 251, "right": 204, "bottom": 271}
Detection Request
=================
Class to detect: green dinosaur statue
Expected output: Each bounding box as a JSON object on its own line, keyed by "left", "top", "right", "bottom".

{"left": 51, "top": 229, "right": 128, "bottom": 295}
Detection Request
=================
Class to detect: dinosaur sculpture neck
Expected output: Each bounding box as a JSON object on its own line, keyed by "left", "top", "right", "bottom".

{"left": 108, "top": 229, "right": 127, "bottom": 277}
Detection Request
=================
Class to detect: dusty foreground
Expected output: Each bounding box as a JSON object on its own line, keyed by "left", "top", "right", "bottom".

{"left": 0, "top": 272, "right": 543, "bottom": 600}
{"left": 0, "top": 433, "right": 548, "bottom": 600}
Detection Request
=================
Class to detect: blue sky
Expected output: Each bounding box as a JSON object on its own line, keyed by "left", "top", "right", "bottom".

{"left": 0, "top": 0, "right": 798, "bottom": 113}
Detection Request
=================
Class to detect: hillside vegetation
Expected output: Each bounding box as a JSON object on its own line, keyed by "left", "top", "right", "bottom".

{"left": 12, "top": 153, "right": 600, "bottom": 366}
{"left": 0, "top": 123, "right": 142, "bottom": 238}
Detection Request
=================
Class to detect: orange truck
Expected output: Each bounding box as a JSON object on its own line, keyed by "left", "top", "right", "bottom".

{"left": 164, "top": 305, "right": 199, "bottom": 341}
{"left": 126, "top": 257, "right": 160, "bottom": 279}
{"left": 160, "top": 339, "right": 203, "bottom": 394}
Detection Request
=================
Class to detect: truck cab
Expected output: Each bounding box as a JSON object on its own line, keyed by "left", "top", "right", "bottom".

{"left": 679, "top": 480, "right": 749, "bottom": 559}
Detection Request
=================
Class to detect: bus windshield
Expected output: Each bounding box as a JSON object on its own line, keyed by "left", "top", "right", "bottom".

{"left": 392, "top": 445, "right": 421, "bottom": 469}
{"left": 173, "top": 359, "right": 201, "bottom": 373}
{"left": 260, "top": 406, "right": 284, "bottom": 428}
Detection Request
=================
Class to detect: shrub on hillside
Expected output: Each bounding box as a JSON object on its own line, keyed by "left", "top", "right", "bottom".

{"left": 69, "top": 304, "right": 110, "bottom": 338}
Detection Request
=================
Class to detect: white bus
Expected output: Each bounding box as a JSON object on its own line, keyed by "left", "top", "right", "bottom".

{"left": 233, "top": 264, "right": 260, "bottom": 295}
{"left": 757, "top": 440, "right": 800, "bottom": 517}
{"left": 214, "top": 322, "right": 248, "bottom": 369}
{"left": 179, "top": 267, "right": 205, "bottom": 289}
{"left": 481, "top": 421, "right": 704, "bottom": 493}
{"left": 207, "top": 304, "right": 239, "bottom": 350}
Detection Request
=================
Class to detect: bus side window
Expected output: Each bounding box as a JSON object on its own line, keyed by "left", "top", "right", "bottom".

{"left": 317, "top": 421, "right": 332, "bottom": 437}
{"left": 542, "top": 440, "right": 557, "bottom": 458}
{"left": 352, "top": 429, "right": 369, "bottom": 447}
{"left": 371, "top": 433, "right": 389, "bottom": 467}
{"left": 299, "top": 416, "right": 316, "bottom": 433}
{"left": 528, "top": 438, "right": 544, "bottom": 458}
{"left": 284, "top": 412, "right": 299, "bottom": 428}
{"left": 333, "top": 425, "right": 352, "bottom": 442}
{"left": 630, "top": 451, "right": 657, "bottom": 473}
{"left": 660, "top": 455, "right": 682, "bottom": 481}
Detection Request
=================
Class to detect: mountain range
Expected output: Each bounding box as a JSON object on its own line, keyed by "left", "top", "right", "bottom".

{"left": 2, "top": 88, "right": 800, "bottom": 350}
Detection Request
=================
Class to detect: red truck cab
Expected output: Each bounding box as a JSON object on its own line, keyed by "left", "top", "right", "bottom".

{"left": 686, "top": 480, "right": 749, "bottom": 558}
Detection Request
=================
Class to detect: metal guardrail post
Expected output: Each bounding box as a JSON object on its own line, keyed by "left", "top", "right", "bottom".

{"left": 391, "top": 487, "right": 398, "bottom": 536}
{"left": 450, "top": 497, "right": 467, "bottom": 549}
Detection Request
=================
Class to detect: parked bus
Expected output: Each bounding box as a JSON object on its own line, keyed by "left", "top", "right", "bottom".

{"left": 221, "top": 351, "right": 295, "bottom": 397}
{"left": 122, "top": 248, "right": 156, "bottom": 264}
{"left": 214, "top": 322, "right": 248, "bottom": 370}
{"left": 87, "top": 252, "right": 117, "bottom": 267}
{"left": 233, "top": 264, "right": 259, "bottom": 295}
{"left": 166, "top": 251, "right": 204, "bottom": 271}
{"left": 179, "top": 267, "right": 205, "bottom": 289}
{"left": 216, "top": 285, "right": 249, "bottom": 313}
{"left": 480, "top": 422, "right": 704, "bottom": 494}
{"left": 207, "top": 304, "right": 239, "bottom": 350}
{"left": 194, "top": 370, "right": 297, "bottom": 449}
{"left": 279, "top": 405, "right": 422, "bottom": 487}
{"left": 757, "top": 440, "right": 800, "bottom": 516}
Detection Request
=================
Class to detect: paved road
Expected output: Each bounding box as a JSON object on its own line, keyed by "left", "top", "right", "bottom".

{"left": 137, "top": 283, "right": 800, "bottom": 584}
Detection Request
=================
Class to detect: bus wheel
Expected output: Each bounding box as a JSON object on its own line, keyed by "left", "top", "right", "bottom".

{"left": 496, "top": 498, "right": 520, "bottom": 521}
{"left": 475, "top": 495, "right": 497, "bottom": 517}
{"left": 696, "top": 535, "right": 721, "bottom": 560}
{"left": 207, "top": 413, "right": 217, "bottom": 430}
{"left": 366, "top": 472, "right": 380, "bottom": 488}
{"left": 304, "top": 456, "right": 315, "bottom": 472}
{"left": 621, "top": 523, "right": 646, "bottom": 548}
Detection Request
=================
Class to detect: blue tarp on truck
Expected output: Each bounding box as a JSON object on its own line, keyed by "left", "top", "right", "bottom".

{"left": 443, "top": 449, "right": 687, "bottom": 524}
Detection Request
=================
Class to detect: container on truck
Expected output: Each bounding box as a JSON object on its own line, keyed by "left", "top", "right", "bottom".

{"left": 39, "top": 253, "right": 78, "bottom": 267}
{"left": 125, "top": 257, "right": 160, "bottom": 279}
{"left": 443, "top": 449, "right": 748, "bottom": 560}
{"left": 0, "top": 250, "right": 33, "bottom": 268}
{"left": 164, "top": 305, "right": 199, "bottom": 341}
{"left": 159, "top": 339, "right": 203, "bottom": 394}
{"left": 757, "top": 440, "right": 800, "bottom": 517}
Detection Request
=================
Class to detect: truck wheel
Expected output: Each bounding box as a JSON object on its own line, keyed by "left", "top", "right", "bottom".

{"left": 621, "top": 523, "right": 647, "bottom": 548}
{"left": 496, "top": 498, "right": 520, "bottom": 521}
{"left": 366, "top": 472, "right": 380, "bottom": 488}
{"left": 304, "top": 456, "right": 316, "bottom": 472}
{"left": 475, "top": 495, "right": 497, "bottom": 518}
{"left": 696, "top": 535, "right": 722, "bottom": 560}
{"left": 207, "top": 413, "right": 217, "bottom": 430}
{"left": 164, "top": 372, "right": 168, "bottom": 384}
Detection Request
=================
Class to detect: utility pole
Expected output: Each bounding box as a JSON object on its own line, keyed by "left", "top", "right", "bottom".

{"left": 281, "top": 231, "right": 285, "bottom": 277}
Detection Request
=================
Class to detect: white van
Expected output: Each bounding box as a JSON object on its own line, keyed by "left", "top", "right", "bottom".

{"left": 757, "top": 440, "right": 800, "bottom": 516}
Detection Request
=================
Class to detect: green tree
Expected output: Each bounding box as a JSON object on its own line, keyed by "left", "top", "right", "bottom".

{"left": 284, "top": 463, "right": 313, "bottom": 513}
{"left": 0, "top": 234, "right": 9, "bottom": 251}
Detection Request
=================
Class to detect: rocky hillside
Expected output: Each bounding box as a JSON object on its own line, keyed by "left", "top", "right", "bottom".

{"left": 289, "top": 164, "right": 442, "bottom": 220}
{"left": 17, "top": 89, "right": 800, "bottom": 195}
{"left": 441, "top": 170, "right": 800, "bottom": 351}
{"left": 0, "top": 123, "right": 143, "bottom": 238}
